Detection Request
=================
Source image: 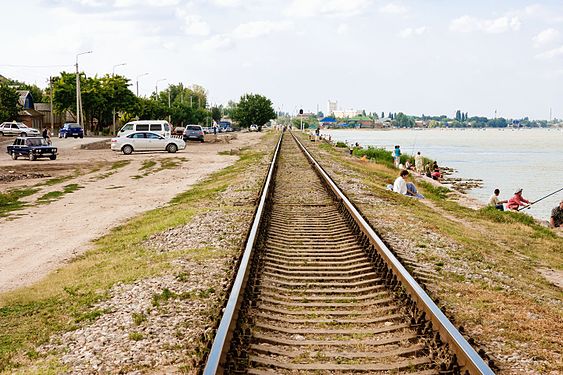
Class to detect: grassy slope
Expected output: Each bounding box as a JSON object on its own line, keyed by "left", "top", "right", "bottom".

{"left": 0, "top": 139, "right": 271, "bottom": 373}
{"left": 309, "top": 137, "right": 562, "bottom": 373}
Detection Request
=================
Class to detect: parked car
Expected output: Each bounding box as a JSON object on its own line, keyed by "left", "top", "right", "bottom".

{"left": 183, "top": 125, "right": 205, "bottom": 142}
{"left": 118, "top": 120, "right": 172, "bottom": 138}
{"left": 110, "top": 131, "right": 185, "bottom": 155}
{"left": 7, "top": 137, "right": 58, "bottom": 161}
{"left": 249, "top": 124, "right": 259, "bottom": 132}
{"left": 173, "top": 126, "right": 185, "bottom": 136}
{"left": 0, "top": 122, "right": 41, "bottom": 137}
{"left": 59, "top": 123, "right": 84, "bottom": 138}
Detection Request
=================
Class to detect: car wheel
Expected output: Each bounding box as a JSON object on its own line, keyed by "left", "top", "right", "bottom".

{"left": 50, "top": 155, "right": 57, "bottom": 160}
{"left": 80, "top": 135, "right": 83, "bottom": 139}
{"left": 11, "top": 152, "right": 18, "bottom": 160}
{"left": 29, "top": 153, "right": 36, "bottom": 161}
{"left": 122, "top": 145, "right": 133, "bottom": 155}
{"left": 166, "top": 143, "right": 178, "bottom": 153}
{"left": 74, "top": 135, "right": 78, "bottom": 139}
{"left": 0, "top": 132, "right": 3, "bottom": 136}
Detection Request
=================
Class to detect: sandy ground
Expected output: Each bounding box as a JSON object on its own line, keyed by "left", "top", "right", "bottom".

{"left": 0, "top": 132, "right": 265, "bottom": 293}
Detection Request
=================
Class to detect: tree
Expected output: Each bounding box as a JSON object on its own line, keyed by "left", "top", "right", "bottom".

{"left": 211, "top": 106, "right": 222, "bottom": 123}
{"left": 0, "top": 83, "right": 19, "bottom": 122}
{"left": 381, "top": 112, "right": 385, "bottom": 119}
{"left": 231, "top": 93, "right": 276, "bottom": 128}
{"left": 455, "top": 110, "right": 462, "bottom": 121}
{"left": 395, "top": 112, "right": 415, "bottom": 128}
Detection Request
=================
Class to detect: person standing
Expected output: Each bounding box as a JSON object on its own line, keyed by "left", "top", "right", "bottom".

{"left": 42, "top": 127, "right": 51, "bottom": 144}
{"left": 393, "top": 145, "right": 401, "bottom": 168}
{"left": 488, "top": 189, "right": 507, "bottom": 211}
{"left": 415, "top": 152, "right": 424, "bottom": 174}
{"left": 549, "top": 200, "right": 563, "bottom": 228}
{"left": 506, "top": 188, "right": 530, "bottom": 211}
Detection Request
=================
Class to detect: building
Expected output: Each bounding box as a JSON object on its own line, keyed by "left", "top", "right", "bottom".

{"left": 333, "top": 109, "right": 363, "bottom": 118}
{"left": 34, "top": 103, "right": 65, "bottom": 130}
{"left": 17, "top": 90, "right": 43, "bottom": 129}
{"left": 327, "top": 100, "right": 337, "bottom": 115}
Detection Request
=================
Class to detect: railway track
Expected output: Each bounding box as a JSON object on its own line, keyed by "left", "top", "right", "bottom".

{"left": 204, "top": 132, "right": 494, "bottom": 374}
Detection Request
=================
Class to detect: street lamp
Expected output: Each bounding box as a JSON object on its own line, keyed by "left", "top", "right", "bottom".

{"left": 155, "top": 78, "right": 167, "bottom": 96}
{"left": 112, "top": 63, "right": 127, "bottom": 135}
{"left": 75, "top": 50, "right": 92, "bottom": 134}
{"left": 136, "top": 73, "right": 149, "bottom": 97}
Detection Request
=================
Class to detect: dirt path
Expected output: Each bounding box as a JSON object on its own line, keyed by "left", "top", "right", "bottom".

{"left": 0, "top": 132, "right": 265, "bottom": 293}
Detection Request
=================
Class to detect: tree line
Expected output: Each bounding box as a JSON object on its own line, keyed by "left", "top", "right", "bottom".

{"left": 0, "top": 73, "right": 277, "bottom": 132}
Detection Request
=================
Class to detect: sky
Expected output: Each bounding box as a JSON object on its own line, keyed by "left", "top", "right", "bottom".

{"left": 1, "top": 0, "right": 563, "bottom": 120}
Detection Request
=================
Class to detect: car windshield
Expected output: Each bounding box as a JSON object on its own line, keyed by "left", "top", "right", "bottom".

{"left": 187, "top": 126, "right": 201, "bottom": 130}
{"left": 26, "top": 138, "right": 48, "bottom": 146}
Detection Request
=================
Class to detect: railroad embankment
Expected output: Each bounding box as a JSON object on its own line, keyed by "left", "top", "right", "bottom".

{"left": 301, "top": 134, "right": 562, "bottom": 374}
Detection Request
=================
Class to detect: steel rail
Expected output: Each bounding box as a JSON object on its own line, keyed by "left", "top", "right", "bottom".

{"left": 292, "top": 132, "right": 494, "bottom": 375}
{"left": 203, "top": 133, "right": 283, "bottom": 375}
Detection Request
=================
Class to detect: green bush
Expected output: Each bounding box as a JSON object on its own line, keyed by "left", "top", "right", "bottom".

{"left": 353, "top": 146, "right": 395, "bottom": 168}
{"left": 335, "top": 141, "right": 348, "bottom": 148}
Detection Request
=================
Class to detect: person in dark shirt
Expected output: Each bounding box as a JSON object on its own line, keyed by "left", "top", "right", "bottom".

{"left": 550, "top": 200, "right": 563, "bottom": 228}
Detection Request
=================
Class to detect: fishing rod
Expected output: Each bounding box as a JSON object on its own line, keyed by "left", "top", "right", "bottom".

{"left": 518, "top": 186, "right": 563, "bottom": 211}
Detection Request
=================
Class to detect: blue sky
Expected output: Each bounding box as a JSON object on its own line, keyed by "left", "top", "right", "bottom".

{"left": 1, "top": 0, "right": 562, "bottom": 119}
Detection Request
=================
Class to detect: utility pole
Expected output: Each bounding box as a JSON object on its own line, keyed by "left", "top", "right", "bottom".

{"left": 155, "top": 78, "right": 167, "bottom": 96}
{"left": 49, "top": 77, "right": 54, "bottom": 135}
{"left": 75, "top": 50, "right": 92, "bottom": 135}
{"left": 168, "top": 86, "right": 171, "bottom": 123}
{"left": 136, "top": 73, "right": 149, "bottom": 97}
{"left": 112, "top": 63, "right": 126, "bottom": 135}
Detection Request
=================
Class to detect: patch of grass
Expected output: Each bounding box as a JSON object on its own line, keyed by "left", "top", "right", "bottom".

{"left": 37, "top": 184, "right": 82, "bottom": 204}
{"left": 0, "top": 188, "right": 40, "bottom": 217}
{"left": 132, "top": 312, "right": 147, "bottom": 326}
{"left": 418, "top": 180, "right": 450, "bottom": 200}
{"left": 335, "top": 141, "right": 347, "bottom": 148}
{"left": 0, "top": 144, "right": 270, "bottom": 373}
{"left": 111, "top": 160, "right": 131, "bottom": 170}
{"left": 140, "top": 160, "right": 157, "bottom": 171}
{"left": 128, "top": 332, "right": 144, "bottom": 341}
{"left": 42, "top": 175, "right": 75, "bottom": 186}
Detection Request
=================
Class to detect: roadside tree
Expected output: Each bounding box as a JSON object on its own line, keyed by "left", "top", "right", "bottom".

{"left": 231, "top": 93, "right": 276, "bottom": 128}
{"left": 0, "top": 84, "right": 19, "bottom": 123}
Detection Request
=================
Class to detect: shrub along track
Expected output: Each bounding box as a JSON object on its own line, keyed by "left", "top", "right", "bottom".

{"left": 203, "top": 133, "right": 494, "bottom": 374}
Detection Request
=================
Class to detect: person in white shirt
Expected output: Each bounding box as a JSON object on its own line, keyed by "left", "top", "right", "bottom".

{"left": 488, "top": 188, "right": 507, "bottom": 211}
{"left": 415, "top": 152, "right": 424, "bottom": 174}
{"left": 393, "top": 170, "right": 424, "bottom": 199}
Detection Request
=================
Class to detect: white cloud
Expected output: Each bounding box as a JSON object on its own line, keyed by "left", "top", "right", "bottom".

{"left": 533, "top": 28, "right": 560, "bottom": 46}
{"left": 379, "top": 2, "right": 408, "bottom": 15}
{"left": 175, "top": 9, "right": 210, "bottom": 36}
{"left": 195, "top": 34, "right": 233, "bottom": 51}
{"left": 232, "top": 20, "right": 292, "bottom": 39}
{"left": 536, "top": 45, "right": 563, "bottom": 60}
{"left": 450, "top": 15, "right": 521, "bottom": 34}
{"left": 399, "top": 26, "right": 426, "bottom": 38}
{"left": 211, "top": 0, "right": 241, "bottom": 7}
{"left": 285, "top": 0, "right": 371, "bottom": 18}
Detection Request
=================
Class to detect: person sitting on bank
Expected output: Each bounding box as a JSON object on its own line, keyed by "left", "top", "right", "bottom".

{"left": 393, "top": 170, "right": 424, "bottom": 199}
{"left": 550, "top": 200, "right": 563, "bottom": 229}
{"left": 506, "top": 188, "right": 530, "bottom": 211}
{"left": 488, "top": 189, "right": 507, "bottom": 211}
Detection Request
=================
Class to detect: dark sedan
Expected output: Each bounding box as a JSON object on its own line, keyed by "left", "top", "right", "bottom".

{"left": 7, "top": 137, "right": 58, "bottom": 161}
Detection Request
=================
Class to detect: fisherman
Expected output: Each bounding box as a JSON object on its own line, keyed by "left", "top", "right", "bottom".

{"left": 488, "top": 188, "right": 507, "bottom": 211}
{"left": 549, "top": 200, "right": 563, "bottom": 228}
{"left": 506, "top": 188, "right": 530, "bottom": 211}
{"left": 415, "top": 151, "right": 424, "bottom": 174}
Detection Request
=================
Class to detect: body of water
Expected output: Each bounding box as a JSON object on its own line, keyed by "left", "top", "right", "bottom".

{"left": 324, "top": 128, "right": 563, "bottom": 220}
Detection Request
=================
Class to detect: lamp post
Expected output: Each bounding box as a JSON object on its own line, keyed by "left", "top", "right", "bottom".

{"left": 112, "top": 63, "right": 127, "bottom": 135}
{"left": 155, "top": 78, "right": 167, "bottom": 96}
{"left": 136, "top": 73, "right": 149, "bottom": 97}
{"left": 75, "top": 50, "right": 92, "bottom": 134}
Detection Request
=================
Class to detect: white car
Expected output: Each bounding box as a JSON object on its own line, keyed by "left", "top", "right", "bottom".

{"left": 0, "top": 122, "right": 41, "bottom": 137}
{"left": 249, "top": 124, "right": 258, "bottom": 132}
{"left": 111, "top": 131, "right": 186, "bottom": 155}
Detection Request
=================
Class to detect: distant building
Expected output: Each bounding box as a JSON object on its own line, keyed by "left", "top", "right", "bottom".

{"left": 16, "top": 90, "right": 43, "bottom": 129}
{"left": 34, "top": 103, "right": 65, "bottom": 129}
{"left": 327, "top": 100, "right": 337, "bottom": 115}
{"left": 333, "top": 109, "right": 363, "bottom": 118}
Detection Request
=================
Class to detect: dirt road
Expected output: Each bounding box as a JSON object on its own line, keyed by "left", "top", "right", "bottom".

{"left": 0, "top": 132, "right": 265, "bottom": 293}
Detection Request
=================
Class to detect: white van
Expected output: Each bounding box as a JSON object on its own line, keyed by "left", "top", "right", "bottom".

{"left": 118, "top": 120, "right": 171, "bottom": 138}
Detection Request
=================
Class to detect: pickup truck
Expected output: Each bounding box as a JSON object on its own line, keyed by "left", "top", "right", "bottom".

{"left": 7, "top": 137, "right": 58, "bottom": 161}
